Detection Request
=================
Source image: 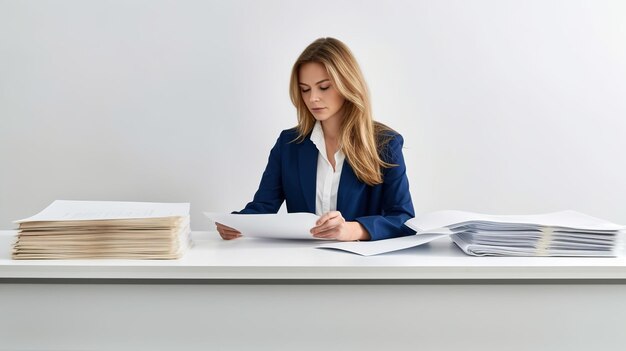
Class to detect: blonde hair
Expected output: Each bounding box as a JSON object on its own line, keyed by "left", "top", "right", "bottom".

{"left": 289, "top": 37, "right": 395, "bottom": 186}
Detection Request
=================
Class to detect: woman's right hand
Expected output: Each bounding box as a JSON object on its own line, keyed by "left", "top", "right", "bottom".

{"left": 216, "top": 222, "right": 242, "bottom": 240}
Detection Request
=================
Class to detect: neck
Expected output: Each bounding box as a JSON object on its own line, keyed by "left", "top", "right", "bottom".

{"left": 321, "top": 115, "right": 342, "bottom": 142}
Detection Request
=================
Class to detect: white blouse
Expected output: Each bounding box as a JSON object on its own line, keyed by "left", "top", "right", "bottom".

{"left": 310, "top": 121, "right": 345, "bottom": 216}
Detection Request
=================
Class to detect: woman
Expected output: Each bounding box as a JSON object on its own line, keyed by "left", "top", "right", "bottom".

{"left": 217, "top": 37, "right": 415, "bottom": 241}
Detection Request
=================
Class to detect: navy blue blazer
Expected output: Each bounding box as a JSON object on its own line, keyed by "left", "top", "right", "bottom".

{"left": 237, "top": 128, "right": 415, "bottom": 241}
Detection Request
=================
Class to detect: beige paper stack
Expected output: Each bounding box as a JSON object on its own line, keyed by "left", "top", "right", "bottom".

{"left": 12, "top": 200, "right": 191, "bottom": 259}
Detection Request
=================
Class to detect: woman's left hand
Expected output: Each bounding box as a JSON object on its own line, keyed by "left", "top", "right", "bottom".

{"left": 310, "top": 211, "right": 370, "bottom": 241}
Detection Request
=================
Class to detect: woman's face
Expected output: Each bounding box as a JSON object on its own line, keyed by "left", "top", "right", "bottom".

{"left": 298, "top": 62, "right": 346, "bottom": 123}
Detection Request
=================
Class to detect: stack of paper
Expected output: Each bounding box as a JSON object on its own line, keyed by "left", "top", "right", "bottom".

{"left": 12, "top": 200, "right": 191, "bottom": 259}
{"left": 404, "top": 210, "right": 625, "bottom": 257}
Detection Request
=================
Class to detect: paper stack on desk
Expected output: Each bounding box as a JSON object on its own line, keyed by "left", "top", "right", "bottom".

{"left": 12, "top": 200, "right": 191, "bottom": 259}
{"left": 404, "top": 210, "right": 625, "bottom": 257}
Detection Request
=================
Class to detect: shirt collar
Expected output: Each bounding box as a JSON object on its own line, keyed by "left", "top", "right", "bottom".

{"left": 310, "top": 121, "right": 325, "bottom": 154}
{"left": 310, "top": 121, "right": 345, "bottom": 163}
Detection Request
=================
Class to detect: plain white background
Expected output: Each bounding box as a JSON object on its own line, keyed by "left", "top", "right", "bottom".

{"left": 1, "top": 0, "right": 625, "bottom": 230}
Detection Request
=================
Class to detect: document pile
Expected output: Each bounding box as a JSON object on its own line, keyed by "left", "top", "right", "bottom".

{"left": 12, "top": 200, "right": 191, "bottom": 259}
{"left": 405, "top": 210, "right": 624, "bottom": 257}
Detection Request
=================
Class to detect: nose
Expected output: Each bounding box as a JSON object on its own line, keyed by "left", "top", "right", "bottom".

{"left": 309, "top": 92, "right": 321, "bottom": 103}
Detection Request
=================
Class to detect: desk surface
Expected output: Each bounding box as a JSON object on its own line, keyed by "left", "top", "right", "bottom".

{"left": 1, "top": 230, "right": 625, "bottom": 280}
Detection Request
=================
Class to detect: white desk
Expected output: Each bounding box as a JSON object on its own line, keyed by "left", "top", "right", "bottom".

{"left": 1, "top": 230, "right": 626, "bottom": 350}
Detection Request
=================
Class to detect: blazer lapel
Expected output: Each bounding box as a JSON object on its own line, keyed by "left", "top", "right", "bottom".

{"left": 337, "top": 160, "right": 363, "bottom": 214}
{"left": 298, "top": 138, "right": 317, "bottom": 213}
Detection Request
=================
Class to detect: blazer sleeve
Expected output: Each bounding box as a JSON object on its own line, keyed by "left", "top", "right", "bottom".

{"left": 234, "top": 133, "right": 285, "bottom": 214}
{"left": 354, "top": 134, "right": 416, "bottom": 241}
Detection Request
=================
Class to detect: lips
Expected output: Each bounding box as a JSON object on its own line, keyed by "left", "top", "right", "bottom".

{"left": 311, "top": 107, "right": 326, "bottom": 112}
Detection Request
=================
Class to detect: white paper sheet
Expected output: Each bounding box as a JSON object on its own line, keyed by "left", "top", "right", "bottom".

{"left": 205, "top": 212, "right": 320, "bottom": 240}
{"left": 15, "top": 200, "right": 190, "bottom": 223}
{"left": 317, "top": 229, "right": 453, "bottom": 256}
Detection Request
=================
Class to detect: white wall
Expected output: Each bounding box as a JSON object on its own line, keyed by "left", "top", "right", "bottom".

{"left": 1, "top": 0, "right": 625, "bottom": 230}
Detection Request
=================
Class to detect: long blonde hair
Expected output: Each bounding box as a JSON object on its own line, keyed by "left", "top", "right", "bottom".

{"left": 289, "top": 37, "right": 395, "bottom": 186}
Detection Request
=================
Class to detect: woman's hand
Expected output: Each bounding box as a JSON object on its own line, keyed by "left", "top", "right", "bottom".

{"left": 216, "top": 222, "right": 242, "bottom": 240}
{"left": 310, "top": 211, "right": 370, "bottom": 241}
